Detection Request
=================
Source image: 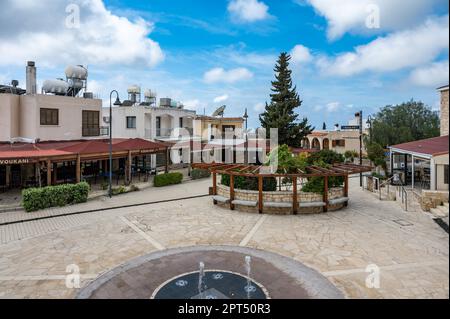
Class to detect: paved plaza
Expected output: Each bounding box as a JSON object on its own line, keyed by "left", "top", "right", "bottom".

{"left": 0, "top": 177, "right": 448, "bottom": 299}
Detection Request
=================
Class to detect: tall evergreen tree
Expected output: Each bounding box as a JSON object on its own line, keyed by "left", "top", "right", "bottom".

{"left": 260, "top": 52, "right": 313, "bottom": 147}
{"left": 322, "top": 122, "right": 327, "bottom": 131}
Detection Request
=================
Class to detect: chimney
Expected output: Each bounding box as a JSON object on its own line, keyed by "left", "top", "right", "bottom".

{"left": 26, "top": 61, "right": 37, "bottom": 95}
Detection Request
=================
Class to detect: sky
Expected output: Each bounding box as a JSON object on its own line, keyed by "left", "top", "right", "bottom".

{"left": 0, "top": 0, "right": 448, "bottom": 130}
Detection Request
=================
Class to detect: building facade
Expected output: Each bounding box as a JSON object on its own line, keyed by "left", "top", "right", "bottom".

{"left": 438, "top": 85, "right": 449, "bottom": 136}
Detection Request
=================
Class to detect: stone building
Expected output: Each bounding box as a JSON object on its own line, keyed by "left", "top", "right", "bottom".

{"left": 438, "top": 85, "right": 449, "bottom": 136}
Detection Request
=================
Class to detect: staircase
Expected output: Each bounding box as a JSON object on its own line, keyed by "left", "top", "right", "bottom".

{"left": 430, "top": 202, "right": 449, "bottom": 218}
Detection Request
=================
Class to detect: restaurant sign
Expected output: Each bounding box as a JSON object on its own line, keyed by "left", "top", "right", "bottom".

{"left": 0, "top": 158, "right": 32, "bottom": 165}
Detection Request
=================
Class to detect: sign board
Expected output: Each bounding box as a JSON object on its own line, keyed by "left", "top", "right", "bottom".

{"left": 341, "top": 125, "right": 361, "bottom": 130}
{"left": 0, "top": 158, "right": 32, "bottom": 165}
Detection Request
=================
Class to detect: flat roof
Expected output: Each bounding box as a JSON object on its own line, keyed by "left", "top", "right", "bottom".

{"left": 437, "top": 84, "right": 449, "bottom": 91}
{"left": 390, "top": 135, "right": 449, "bottom": 158}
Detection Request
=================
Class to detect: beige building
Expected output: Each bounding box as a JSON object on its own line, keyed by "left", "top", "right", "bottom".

{"left": 302, "top": 130, "right": 364, "bottom": 155}
{"left": 194, "top": 116, "right": 245, "bottom": 142}
{"left": 438, "top": 85, "right": 449, "bottom": 136}
{"left": 0, "top": 94, "right": 102, "bottom": 143}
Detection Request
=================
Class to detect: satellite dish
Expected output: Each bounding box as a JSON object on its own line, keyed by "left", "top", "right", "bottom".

{"left": 212, "top": 105, "right": 226, "bottom": 117}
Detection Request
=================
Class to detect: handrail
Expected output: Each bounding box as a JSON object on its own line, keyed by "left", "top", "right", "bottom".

{"left": 397, "top": 185, "right": 408, "bottom": 211}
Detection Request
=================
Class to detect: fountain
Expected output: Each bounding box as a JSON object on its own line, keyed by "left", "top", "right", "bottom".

{"left": 198, "top": 262, "right": 205, "bottom": 299}
{"left": 245, "top": 256, "right": 253, "bottom": 299}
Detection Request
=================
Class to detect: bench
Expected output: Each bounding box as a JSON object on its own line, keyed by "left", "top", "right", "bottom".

{"left": 299, "top": 201, "right": 326, "bottom": 208}
{"left": 328, "top": 197, "right": 349, "bottom": 205}
{"left": 264, "top": 202, "right": 293, "bottom": 209}
{"left": 212, "top": 196, "right": 230, "bottom": 204}
{"left": 232, "top": 200, "right": 258, "bottom": 207}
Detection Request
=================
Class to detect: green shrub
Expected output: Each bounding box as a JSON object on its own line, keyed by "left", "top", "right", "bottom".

{"left": 302, "top": 176, "right": 344, "bottom": 194}
{"left": 111, "top": 186, "right": 127, "bottom": 196}
{"left": 307, "top": 150, "right": 344, "bottom": 165}
{"left": 191, "top": 168, "right": 211, "bottom": 180}
{"left": 344, "top": 150, "right": 359, "bottom": 162}
{"left": 154, "top": 172, "right": 183, "bottom": 187}
{"left": 22, "top": 182, "right": 90, "bottom": 212}
{"left": 220, "top": 174, "right": 277, "bottom": 191}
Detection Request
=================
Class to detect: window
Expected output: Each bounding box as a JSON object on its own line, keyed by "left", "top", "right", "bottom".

{"left": 332, "top": 139, "right": 346, "bottom": 147}
{"left": 156, "top": 117, "right": 161, "bottom": 136}
{"left": 179, "top": 117, "right": 184, "bottom": 128}
{"left": 445, "top": 165, "right": 449, "bottom": 185}
{"left": 126, "top": 116, "right": 137, "bottom": 129}
{"left": 82, "top": 111, "right": 100, "bottom": 137}
{"left": 40, "top": 108, "right": 59, "bottom": 126}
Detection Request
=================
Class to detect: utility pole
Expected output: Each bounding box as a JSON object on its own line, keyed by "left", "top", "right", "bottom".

{"left": 357, "top": 111, "right": 363, "bottom": 187}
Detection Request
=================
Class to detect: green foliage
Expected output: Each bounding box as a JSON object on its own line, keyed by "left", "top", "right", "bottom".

{"left": 366, "top": 142, "right": 387, "bottom": 169}
{"left": 259, "top": 52, "right": 313, "bottom": 147}
{"left": 302, "top": 176, "right": 344, "bottom": 194}
{"left": 371, "top": 100, "right": 440, "bottom": 147}
{"left": 265, "top": 145, "right": 308, "bottom": 173}
{"left": 22, "top": 182, "right": 90, "bottom": 212}
{"left": 154, "top": 172, "right": 183, "bottom": 187}
{"left": 111, "top": 186, "right": 127, "bottom": 195}
{"left": 344, "top": 150, "right": 359, "bottom": 162}
{"left": 191, "top": 168, "right": 211, "bottom": 180}
{"left": 306, "top": 149, "right": 344, "bottom": 165}
{"left": 221, "top": 174, "right": 277, "bottom": 192}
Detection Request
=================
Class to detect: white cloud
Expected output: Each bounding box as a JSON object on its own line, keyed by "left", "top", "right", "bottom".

{"left": 291, "top": 45, "right": 313, "bottom": 64}
{"left": 0, "top": 0, "right": 164, "bottom": 67}
{"left": 297, "top": 0, "right": 444, "bottom": 40}
{"left": 254, "top": 102, "right": 265, "bottom": 112}
{"left": 204, "top": 67, "right": 254, "bottom": 84}
{"left": 316, "top": 15, "right": 449, "bottom": 76}
{"left": 183, "top": 99, "right": 202, "bottom": 111}
{"left": 228, "top": 0, "right": 270, "bottom": 23}
{"left": 409, "top": 61, "right": 450, "bottom": 87}
{"left": 326, "top": 102, "right": 341, "bottom": 112}
{"left": 213, "top": 94, "right": 229, "bottom": 103}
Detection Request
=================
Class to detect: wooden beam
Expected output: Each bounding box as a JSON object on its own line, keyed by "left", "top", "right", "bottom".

{"left": 76, "top": 154, "right": 81, "bottom": 183}
{"left": 323, "top": 176, "right": 329, "bottom": 213}
{"left": 212, "top": 172, "right": 217, "bottom": 195}
{"left": 292, "top": 176, "right": 298, "bottom": 215}
{"left": 230, "top": 174, "right": 235, "bottom": 210}
{"left": 344, "top": 175, "right": 349, "bottom": 207}
{"left": 258, "top": 176, "right": 263, "bottom": 214}
{"left": 46, "top": 160, "right": 52, "bottom": 186}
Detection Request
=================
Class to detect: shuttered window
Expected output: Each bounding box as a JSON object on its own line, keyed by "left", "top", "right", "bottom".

{"left": 40, "top": 108, "right": 59, "bottom": 126}
{"left": 82, "top": 111, "right": 100, "bottom": 137}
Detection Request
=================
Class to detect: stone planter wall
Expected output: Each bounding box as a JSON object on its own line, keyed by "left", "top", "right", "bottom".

{"left": 420, "top": 190, "right": 449, "bottom": 212}
{"left": 216, "top": 184, "right": 346, "bottom": 215}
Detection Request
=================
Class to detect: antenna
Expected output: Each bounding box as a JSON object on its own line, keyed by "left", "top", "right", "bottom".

{"left": 212, "top": 105, "right": 226, "bottom": 117}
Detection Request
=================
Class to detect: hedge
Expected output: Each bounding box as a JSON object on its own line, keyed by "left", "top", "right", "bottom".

{"left": 154, "top": 172, "right": 184, "bottom": 187}
{"left": 191, "top": 168, "right": 211, "bottom": 180}
{"left": 221, "top": 174, "right": 277, "bottom": 192}
{"left": 22, "top": 182, "right": 90, "bottom": 212}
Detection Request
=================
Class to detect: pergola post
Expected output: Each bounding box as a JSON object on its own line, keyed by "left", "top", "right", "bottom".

{"left": 390, "top": 151, "right": 394, "bottom": 176}
{"left": 258, "top": 176, "right": 263, "bottom": 214}
{"left": 212, "top": 172, "right": 217, "bottom": 195}
{"left": 344, "top": 175, "right": 349, "bottom": 207}
{"left": 323, "top": 176, "right": 329, "bottom": 212}
{"left": 230, "top": 174, "right": 235, "bottom": 210}
{"left": 52, "top": 163, "right": 57, "bottom": 185}
{"left": 127, "top": 150, "right": 132, "bottom": 185}
{"left": 292, "top": 176, "right": 298, "bottom": 215}
{"left": 46, "top": 160, "right": 52, "bottom": 186}
{"left": 411, "top": 155, "right": 415, "bottom": 189}
{"left": 76, "top": 155, "right": 81, "bottom": 183}
{"left": 165, "top": 149, "right": 169, "bottom": 174}
{"left": 404, "top": 154, "right": 408, "bottom": 185}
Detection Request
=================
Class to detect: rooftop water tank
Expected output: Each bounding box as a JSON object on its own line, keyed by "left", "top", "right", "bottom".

{"left": 127, "top": 85, "right": 141, "bottom": 94}
{"left": 42, "top": 79, "right": 69, "bottom": 95}
{"left": 65, "top": 65, "right": 88, "bottom": 80}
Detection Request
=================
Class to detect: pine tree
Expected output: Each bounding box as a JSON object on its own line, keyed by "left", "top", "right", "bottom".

{"left": 322, "top": 122, "right": 327, "bottom": 131}
{"left": 259, "top": 52, "right": 313, "bottom": 147}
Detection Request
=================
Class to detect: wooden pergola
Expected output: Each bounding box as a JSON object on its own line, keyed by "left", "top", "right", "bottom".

{"left": 192, "top": 162, "right": 373, "bottom": 214}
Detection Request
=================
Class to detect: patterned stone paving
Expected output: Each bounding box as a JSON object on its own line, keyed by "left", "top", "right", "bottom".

{"left": 0, "top": 178, "right": 448, "bottom": 299}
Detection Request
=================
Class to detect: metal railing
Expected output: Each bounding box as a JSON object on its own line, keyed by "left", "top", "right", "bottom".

{"left": 397, "top": 185, "right": 408, "bottom": 211}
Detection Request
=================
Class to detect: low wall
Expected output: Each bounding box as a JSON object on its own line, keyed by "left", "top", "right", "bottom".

{"left": 216, "top": 184, "right": 346, "bottom": 215}
{"left": 420, "top": 190, "right": 449, "bottom": 212}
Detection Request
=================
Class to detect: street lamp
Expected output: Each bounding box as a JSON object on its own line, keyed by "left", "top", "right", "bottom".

{"left": 355, "top": 111, "right": 363, "bottom": 187}
{"left": 109, "top": 90, "right": 122, "bottom": 198}
{"left": 243, "top": 108, "right": 249, "bottom": 164}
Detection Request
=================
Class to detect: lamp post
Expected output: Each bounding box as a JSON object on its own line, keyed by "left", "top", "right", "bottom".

{"left": 243, "top": 108, "right": 249, "bottom": 165}
{"left": 355, "top": 111, "right": 363, "bottom": 187}
{"left": 109, "top": 90, "right": 122, "bottom": 198}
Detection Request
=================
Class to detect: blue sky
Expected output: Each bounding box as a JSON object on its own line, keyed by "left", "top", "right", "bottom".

{"left": 0, "top": 0, "right": 449, "bottom": 129}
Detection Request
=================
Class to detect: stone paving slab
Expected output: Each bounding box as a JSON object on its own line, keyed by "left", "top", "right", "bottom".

{"left": 0, "top": 178, "right": 448, "bottom": 299}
